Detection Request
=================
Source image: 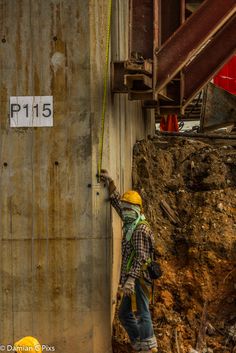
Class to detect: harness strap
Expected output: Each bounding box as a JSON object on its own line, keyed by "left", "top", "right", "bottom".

{"left": 126, "top": 220, "right": 152, "bottom": 273}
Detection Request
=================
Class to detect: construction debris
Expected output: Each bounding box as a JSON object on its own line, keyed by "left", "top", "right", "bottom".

{"left": 160, "top": 199, "right": 181, "bottom": 225}
{"left": 113, "top": 135, "right": 236, "bottom": 353}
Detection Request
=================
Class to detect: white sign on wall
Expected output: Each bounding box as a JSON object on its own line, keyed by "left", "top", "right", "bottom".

{"left": 10, "top": 96, "right": 53, "bottom": 127}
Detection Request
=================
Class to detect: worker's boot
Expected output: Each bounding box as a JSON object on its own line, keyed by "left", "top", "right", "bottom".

{"left": 140, "top": 336, "right": 158, "bottom": 353}
{"left": 140, "top": 348, "right": 158, "bottom": 353}
{"left": 131, "top": 339, "right": 141, "bottom": 351}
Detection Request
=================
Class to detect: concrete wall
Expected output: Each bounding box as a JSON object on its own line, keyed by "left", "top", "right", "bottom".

{"left": 0, "top": 1, "right": 154, "bottom": 353}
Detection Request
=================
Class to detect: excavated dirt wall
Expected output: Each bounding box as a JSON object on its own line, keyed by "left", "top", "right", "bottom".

{"left": 113, "top": 136, "right": 236, "bottom": 353}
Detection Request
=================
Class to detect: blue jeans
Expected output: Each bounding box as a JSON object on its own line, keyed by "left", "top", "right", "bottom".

{"left": 118, "top": 279, "right": 154, "bottom": 343}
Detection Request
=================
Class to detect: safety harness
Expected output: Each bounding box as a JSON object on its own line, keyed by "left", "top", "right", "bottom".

{"left": 124, "top": 219, "right": 154, "bottom": 311}
{"left": 126, "top": 219, "right": 152, "bottom": 273}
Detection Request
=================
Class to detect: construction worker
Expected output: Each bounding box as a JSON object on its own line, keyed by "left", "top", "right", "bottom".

{"left": 101, "top": 170, "right": 158, "bottom": 353}
{"left": 14, "top": 336, "right": 42, "bottom": 353}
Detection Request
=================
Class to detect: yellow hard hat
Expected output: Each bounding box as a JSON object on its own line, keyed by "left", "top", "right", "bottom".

{"left": 14, "top": 336, "right": 42, "bottom": 353}
{"left": 121, "top": 190, "right": 142, "bottom": 208}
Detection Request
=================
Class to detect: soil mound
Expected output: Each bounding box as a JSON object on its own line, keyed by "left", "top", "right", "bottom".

{"left": 113, "top": 136, "right": 236, "bottom": 353}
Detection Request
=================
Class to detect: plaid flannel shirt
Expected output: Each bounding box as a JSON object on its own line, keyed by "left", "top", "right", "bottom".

{"left": 110, "top": 189, "right": 156, "bottom": 286}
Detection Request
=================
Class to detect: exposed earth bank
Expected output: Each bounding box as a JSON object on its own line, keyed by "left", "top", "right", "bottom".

{"left": 113, "top": 136, "right": 236, "bottom": 353}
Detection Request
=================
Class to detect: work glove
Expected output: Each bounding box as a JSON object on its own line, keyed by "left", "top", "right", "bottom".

{"left": 100, "top": 169, "right": 116, "bottom": 194}
{"left": 100, "top": 169, "right": 112, "bottom": 183}
{"left": 122, "top": 276, "right": 135, "bottom": 296}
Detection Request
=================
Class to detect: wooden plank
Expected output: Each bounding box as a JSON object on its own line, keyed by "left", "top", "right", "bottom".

{"left": 160, "top": 199, "right": 180, "bottom": 225}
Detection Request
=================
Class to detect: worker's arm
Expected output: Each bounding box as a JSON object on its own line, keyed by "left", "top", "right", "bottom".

{"left": 128, "top": 224, "right": 151, "bottom": 279}
{"left": 100, "top": 169, "right": 123, "bottom": 218}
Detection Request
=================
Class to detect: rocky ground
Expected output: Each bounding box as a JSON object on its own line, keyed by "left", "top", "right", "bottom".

{"left": 113, "top": 135, "right": 236, "bottom": 353}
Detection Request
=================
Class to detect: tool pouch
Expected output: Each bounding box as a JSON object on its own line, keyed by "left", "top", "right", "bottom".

{"left": 147, "top": 261, "right": 162, "bottom": 280}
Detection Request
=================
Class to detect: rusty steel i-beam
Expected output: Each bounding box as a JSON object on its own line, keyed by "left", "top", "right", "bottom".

{"left": 183, "top": 13, "right": 236, "bottom": 107}
{"left": 155, "top": 0, "right": 236, "bottom": 93}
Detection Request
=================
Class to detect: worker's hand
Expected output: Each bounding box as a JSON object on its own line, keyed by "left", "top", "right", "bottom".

{"left": 122, "top": 276, "right": 135, "bottom": 296}
{"left": 100, "top": 169, "right": 116, "bottom": 194}
{"left": 100, "top": 169, "right": 113, "bottom": 185}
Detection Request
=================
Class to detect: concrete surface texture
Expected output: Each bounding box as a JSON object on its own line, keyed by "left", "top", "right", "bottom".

{"left": 0, "top": 1, "right": 154, "bottom": 353}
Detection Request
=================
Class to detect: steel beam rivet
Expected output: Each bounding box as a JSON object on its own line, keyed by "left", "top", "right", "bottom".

{"left": 3, "top": 162, "right": 8, "bottom": 167}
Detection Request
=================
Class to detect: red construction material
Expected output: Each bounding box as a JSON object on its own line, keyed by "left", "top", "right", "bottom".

{"left": 160, "top": 115, "right": 179, "bottom": 132}
{"left": 214, "top": 55, "right": 236, "bottom": 95}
